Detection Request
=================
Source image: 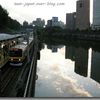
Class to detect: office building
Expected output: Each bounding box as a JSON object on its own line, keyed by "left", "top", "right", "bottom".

{"left": 76, "top": 0, "right": 90, "bottom": 30}
{"left": 52, "top": 17, "right": 59, "bottom": 26}
{"left": 47, "top": 20, "right": 52, "bottom": 27}
{"left": 33, "top": 18, "right": 45, "bottom": 27}
{"left": 66, "top": 12, "right": 76, "bottom": 30}
{"left": 46, "top": 17, "right": 65, "bottom": 28}
{"left": 92, "top": 0, "right": 100, "bottom": 30}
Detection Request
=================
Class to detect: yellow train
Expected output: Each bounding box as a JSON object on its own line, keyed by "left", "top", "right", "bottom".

{"left": 0, "top": 33, "right": 24, "bottom": 68}
{"left": 9, "top": 38, "right": 34, "bottom": 66}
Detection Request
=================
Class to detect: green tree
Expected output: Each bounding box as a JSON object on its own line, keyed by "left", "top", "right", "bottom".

{"left": 7, "top": 16, "right": 21, "bottom": 30}
{"left": 0, "top": 5, "right": 8, "bottom": 29}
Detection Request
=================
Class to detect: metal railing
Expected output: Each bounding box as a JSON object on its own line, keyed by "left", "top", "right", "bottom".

{"left": 23, "top": 32, "right": 38, "bottom": 97}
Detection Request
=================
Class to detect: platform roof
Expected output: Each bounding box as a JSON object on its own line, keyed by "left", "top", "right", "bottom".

{"left": 0, "top": 33, "right": 22, "bottom": 42}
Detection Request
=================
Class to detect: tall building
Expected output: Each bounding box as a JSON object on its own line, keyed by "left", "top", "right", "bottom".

{"left": 33, "top": 18, "right": 45, "bottom": 28}
{"left": 66, "top": 12, "right": 76, "bottom": 30}
{"left": 52, "top": 17, "right": 58, "bottom": 22}
{"left": 76, "top": 0, "right": 90, "bottom": 30}
{"left": 93, "top": 0, "right": 100, "bottom": 30}
{"left": 47, "top": 20, "right": 52, "bottom": 27}
{"left": 46, "top": 17, "right": 65, "bottom": 28}
{"left": 52, "top": 17, "right": 59, "bottom": 26}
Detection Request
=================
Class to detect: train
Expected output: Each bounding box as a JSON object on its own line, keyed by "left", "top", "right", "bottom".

{"left": 9, "top": 38, "right": 34, "bottom": 66}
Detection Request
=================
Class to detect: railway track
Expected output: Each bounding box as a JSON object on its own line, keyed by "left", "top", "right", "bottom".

{"left": 1, "top": 68, "right": 15, "bottom": 93}
{"left": 0, "top": 56, "right": 32, "bottom": 97}
{"left": 3, "top": 68, "right": 22, "bottom": 97}
{"left": 0, "top": 60, "right": 27, "bottom": 97}
{"left": 1, "top": 67, "right": 12, "bottom": 82}
{"left": 1, "top": 67, "right": 21, "bottom": 96}
{"left": 0, "top": 42, "right": 37, "bottom": 97}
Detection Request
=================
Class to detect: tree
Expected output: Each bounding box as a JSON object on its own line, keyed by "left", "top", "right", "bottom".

{"left": 0, "top": 5, "right": 8, "bottom": 29}
{"left": 0, "top": 5, "right": 21, "bottom": 32}
{"left": 7, "top": 16, "right": 21, "bottom": 30}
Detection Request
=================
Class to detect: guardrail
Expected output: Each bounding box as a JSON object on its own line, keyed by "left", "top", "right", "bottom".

{"left": 23, "top": 34, "right": 38, "bottom": 97}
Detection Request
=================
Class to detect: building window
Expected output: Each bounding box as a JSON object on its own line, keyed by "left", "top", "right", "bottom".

{"left": 79, "top": 3, "right": 83, "bottom": 8}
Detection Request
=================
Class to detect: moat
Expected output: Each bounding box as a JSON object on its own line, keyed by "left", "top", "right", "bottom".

{"left": 35, "top": 37, "right": 100, "bottom": 97}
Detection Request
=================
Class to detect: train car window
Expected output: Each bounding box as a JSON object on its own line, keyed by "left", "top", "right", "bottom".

{"left": 9, "top": 49, "right": 22, "bottom": 57}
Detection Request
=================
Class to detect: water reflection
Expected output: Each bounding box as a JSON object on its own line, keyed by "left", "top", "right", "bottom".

{"left": 91, "top": 50, "right": 100, "bottom": 83}
{"left": 74, "top": 47, "right": 88, "bottom": 77}
{"left": 35, "top": 37, "right": 100, "bottom": 97}
{"left": 65, "top": 46, "right": 88, "bottom": 77}
{"left": 47, "top": 45, "right": 63, "bottom": 53}
{"left": 65, "top": 46, "right": 76, "bottom": 61}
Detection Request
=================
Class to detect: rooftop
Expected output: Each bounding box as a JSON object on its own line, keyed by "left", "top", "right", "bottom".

{"left": 0, "top": 33, "right": 22, "bottom": 42}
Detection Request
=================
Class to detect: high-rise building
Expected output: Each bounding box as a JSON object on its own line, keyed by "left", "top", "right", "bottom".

{"left": 52, "top": 17, "right": 59, "bottom": 26}
{"left": 66, "top": 12, "right": 76, "bottom": 30}
{"left": 46, "top": 17, "right": 65, "bottom": 28}
{"left": 47, "top": 20, "right": 52, "bottom": 27}
{"left": 92, "top": 0, "right": 100, "bottom": 30}
{"left": 76, "top": 0, "right": 90, "bottom": 30}
{"left": 52, "top": 17, "right": 58, "bottom": 22}
{"left": 33, "top": 18, "right": 45, "bottom": 27}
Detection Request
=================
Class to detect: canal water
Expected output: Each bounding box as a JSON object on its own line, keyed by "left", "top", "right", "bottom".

{"left": 35, "top": 37, "right": 100, "bottom": 97}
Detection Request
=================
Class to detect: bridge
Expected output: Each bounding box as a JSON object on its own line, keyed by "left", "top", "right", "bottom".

{"left": 0, "top": 31, "right": 40, "bottom": 97}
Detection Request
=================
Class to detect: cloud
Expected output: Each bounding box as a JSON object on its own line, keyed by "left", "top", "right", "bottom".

{"left": 53, "top": 73, "right": 92, "bottom": 97}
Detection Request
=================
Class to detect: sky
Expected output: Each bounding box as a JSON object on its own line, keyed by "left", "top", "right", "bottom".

{"left": 0, "top": 0, "right": 93, "bottom": 24}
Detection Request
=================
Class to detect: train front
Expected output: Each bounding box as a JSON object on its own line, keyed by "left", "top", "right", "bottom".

{"left": 9, "top": 48, "right": 23, "bottom": 66}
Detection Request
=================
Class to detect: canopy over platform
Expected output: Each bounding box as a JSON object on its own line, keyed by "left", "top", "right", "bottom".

{"left": 0, "top": 33, "right": 22, "bottom": 42}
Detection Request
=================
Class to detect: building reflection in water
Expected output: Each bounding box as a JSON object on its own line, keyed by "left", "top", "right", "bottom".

{"left": 47, "top": 45, "right": 63, "bottom": 53}
{"left": 46, "top": 44, "right": 100, "bottom": 84}
{"left": 74, "top": 47, "right": 88, "bottom": 77}
{"left": 91, "top": 50, "right": 100, "bottom": 84}
{"left": 65, "top": 46, "right": 88, "bottom": 77}
{"left": 65, "top": 46, "right": 76, "bottom": 61}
